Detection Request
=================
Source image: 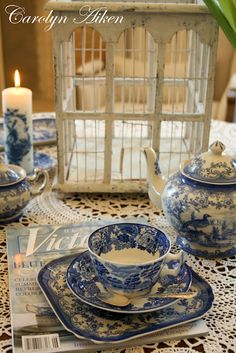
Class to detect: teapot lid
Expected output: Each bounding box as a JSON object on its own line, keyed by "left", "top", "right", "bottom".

{"left": 181, "top": 141, "right": 236, "bottom": 185}
{"left": 0, "top": 156, "right": 26, "bottom": 187}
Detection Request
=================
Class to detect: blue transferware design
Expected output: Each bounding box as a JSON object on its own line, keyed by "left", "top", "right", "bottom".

{"left": 34, "top": 152, "right": 56, "bottom": 171}
{"left": 162, "top": 172, "right": 236, "bottom": 258}
{"left": 0, "top": 179, "right": 31, "bottom": 221}
{"left": 88, "top": 223, "right": 169, "bottom": 256}
{"left": 1, "top": 151, "right": 56, "bottom": 173}
{"left": 183, "top": 156, "right": 236, "bottom": 184}
{"left": 37, "top": 254, "right": 214, "bottom": 344}
{"left": 32, "top": 114, "right": 56, "bottom": 144}
{"left": 0, "top": 113, "right": 56, "bottom": 149}
{"left": 0, "top": 159, "right": 48, "bottom": 223}
{"left": 0, "top": 167, "right": 23, "bottom": 186}
{"left": 144, "top": 141, "right": 236, "bottom": 258}
{"left": 88, "top": 223, "right": 184, "bottom": 296}
{"left": 182, "top": 141, "right": 236, "bottom": 185}
{"left": 176, "top": 235, "right": 236, "bottom": 259}
{"left": 66, "top": 251, "right": 192, "bottom": 314}
{"left": 4, "top": 108, "right": 32, "bottom": 165}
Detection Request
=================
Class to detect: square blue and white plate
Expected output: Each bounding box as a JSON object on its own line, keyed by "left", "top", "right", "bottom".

{"left": 37, "top": 254, "right": 214, "bottom": 344}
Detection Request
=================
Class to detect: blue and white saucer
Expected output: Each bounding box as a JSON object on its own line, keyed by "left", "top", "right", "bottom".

{"left": 37, "top": 254, "right": 214, "bottom": 344}
{"left": 31, "top": 113, "right": 56, "bottom": 145}
{"left": 34, "top": 152, "right": 56, "bottom": 172}
{"left": 66, "top": 251, "right": 192, "bottom": 314}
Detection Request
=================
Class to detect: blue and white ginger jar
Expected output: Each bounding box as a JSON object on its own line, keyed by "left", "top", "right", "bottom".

{"left": 162, "top": 141, "right": 236, "bottom": 258}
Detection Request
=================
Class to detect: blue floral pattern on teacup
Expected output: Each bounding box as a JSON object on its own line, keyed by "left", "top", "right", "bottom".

{"left": 87, "top": 223, "right": 183, "bottom": 296}
{"left": 88, "top": 223, "right": 169, "bottom": 257}
{"left": 91, "top": 256, "right": 163, "bottom": 295}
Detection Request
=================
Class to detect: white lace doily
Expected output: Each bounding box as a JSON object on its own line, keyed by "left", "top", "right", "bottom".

{"left": 1, "top": 119, "right": 236, "bottom": 353}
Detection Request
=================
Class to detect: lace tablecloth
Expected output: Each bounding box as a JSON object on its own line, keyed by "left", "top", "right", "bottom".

{"left": 0, "top": 119, "right": 236, "bottom": 353}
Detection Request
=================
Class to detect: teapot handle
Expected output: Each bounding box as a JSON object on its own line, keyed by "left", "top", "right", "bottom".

{"left": 27, "top": 168, "right": 49, "bottom": 196}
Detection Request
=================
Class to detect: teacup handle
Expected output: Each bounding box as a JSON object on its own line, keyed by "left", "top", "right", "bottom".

{"left": 27, "top": 168, "right": 49, "bottom": 196}
{"left": 159, "top": 250, "right": 185, "bottom": 284}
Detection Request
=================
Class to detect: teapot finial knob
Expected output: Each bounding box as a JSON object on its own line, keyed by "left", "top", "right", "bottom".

{"left": 210, "top": 141, "right": 225, "bottom": 155}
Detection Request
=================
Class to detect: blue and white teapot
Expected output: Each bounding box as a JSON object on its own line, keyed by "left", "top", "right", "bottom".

{"left": 0, "top": 157, "right": 48, "bottom": 223}
{"left": 144, "top": 141, "right": 236, "bottom": 259}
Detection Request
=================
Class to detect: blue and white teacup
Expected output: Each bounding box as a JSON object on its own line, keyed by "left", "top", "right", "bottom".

{"left": 88, "top": 223, "right": 184, "bottom": 297}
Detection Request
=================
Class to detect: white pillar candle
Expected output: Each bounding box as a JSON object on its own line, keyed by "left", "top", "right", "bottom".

{"left": 2, "top": 70, "right": 33, "bottom": 174}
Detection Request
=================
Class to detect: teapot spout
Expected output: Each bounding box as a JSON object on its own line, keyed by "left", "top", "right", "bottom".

{"left": 143, "top": 147, "right": 166, "bottom": 208}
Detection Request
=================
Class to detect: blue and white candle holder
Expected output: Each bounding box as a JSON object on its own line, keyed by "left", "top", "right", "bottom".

{"left": 2, "top": 70, "right": 33, "bottom": 174}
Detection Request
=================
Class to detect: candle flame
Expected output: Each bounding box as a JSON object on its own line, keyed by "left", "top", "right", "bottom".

{"left": 14, "top": 70, "right": 20, "bottom": 87}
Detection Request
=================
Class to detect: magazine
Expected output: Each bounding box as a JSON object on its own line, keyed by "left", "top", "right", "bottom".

{"left": 7, "top": 220, "right": 209, "bottom": 353}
